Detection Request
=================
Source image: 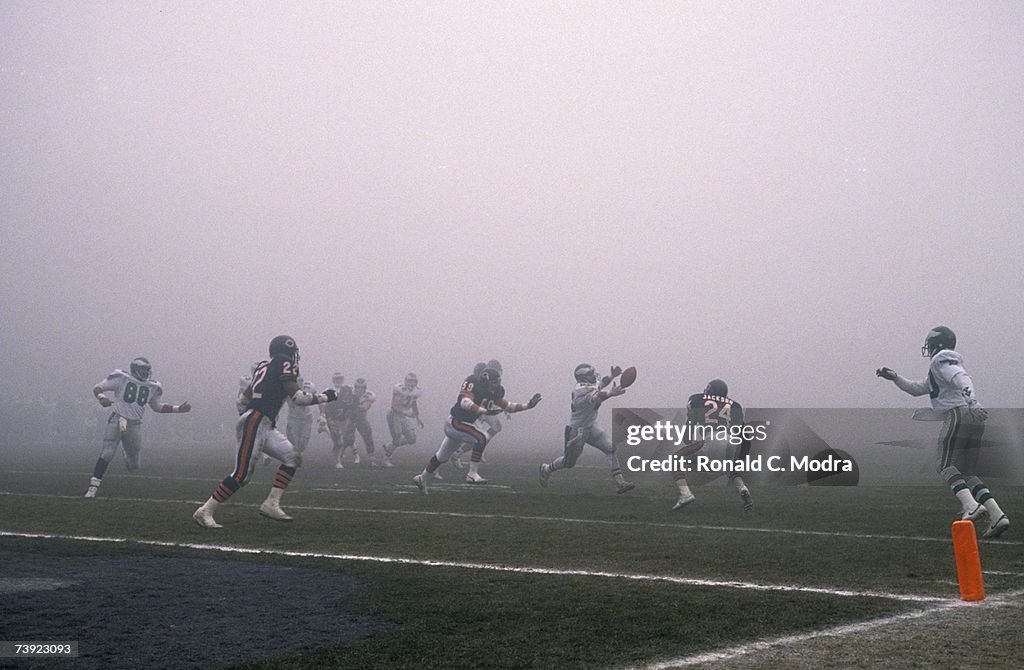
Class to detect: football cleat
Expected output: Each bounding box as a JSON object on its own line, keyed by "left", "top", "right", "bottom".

{"left": 413, "top": 473, "right": 428, "bottom": 495}
{"left": 465, "top": 471, "right": 488, "bottom": 484}
{"left": 382, "top": 457, "right": 394, "bottom": 468}
{"left": 671, "top": 493, "right": 696, "bottom": 511}
{"left": 259, "top": 498, "right": 292, "bottom": 521}
{"left": 353, "top": 453, "right": 361, "bottom": 465}
{"left": 962, "top": 503, "right": 988, "bottom": 523}
{"left": 369, "top": 457, "right": 379, "bottom": 467}
{"left": 983, "top": 514, "right": 1010, "bottom": 539}
{"left": 616, "top": 481, "right": 635, "bottom": 494}
{"left": 452, "top": 454, "right": 465, "bottom": 469}
{"left": 740, "top": 488, "right": 754, "bottom": 511}
{"left": 538, "top": 463, "right": 551, "bottom": 488}
{"left": 432, "top": 471, "right": 444, "bottom": 480}
{"left": 193, "top": 506, "right": 223, "bottom": 529}
{"left": 84, "top": 486, "right": 98, "bottom": 499}
{"left": 335, "top": 458, "right": 344, "bottom": 470}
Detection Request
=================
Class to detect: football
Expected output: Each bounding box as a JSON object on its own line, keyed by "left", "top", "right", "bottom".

{"left": 619, "top": 366, "right": 637, "bottom": 388}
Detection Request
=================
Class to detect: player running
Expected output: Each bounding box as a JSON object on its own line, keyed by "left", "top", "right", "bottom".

{"left": 877, "top": 326, "right": 1009, "bottom": 538}
{"left": 413, "top": 367, "right": 541, "bottom": 492}
{"left": 84, "top": 357, "right": 191, "bottom": 498}
{"left": 538, "top": 363, "right": 634, "bottom": 494}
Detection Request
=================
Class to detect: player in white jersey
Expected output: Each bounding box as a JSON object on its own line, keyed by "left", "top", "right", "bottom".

{"left": 266, "top": 378, "right": 317, "bottom": 466}
{"left": 85, "top": 357, "right": 191, "bottom": 498}
{"left": 877, "top": 326, "right": 1009, "bottom": 538}
{"left": 382, "top": 373, "right": 423, "bottom": 467}
{"left": 539, "top": 364, "right": 634, "bottom": 494}
{"left": 345, "top": 378, "right": 378, "bottom": 465}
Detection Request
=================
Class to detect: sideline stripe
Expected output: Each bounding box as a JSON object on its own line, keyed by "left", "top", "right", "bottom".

{"left": 0, "top": 530, "right": 949, "bottom": 603}
{"left": 2, "top": 490, "right": 1021, "bottom": 547}
{"left": 629, "top": 587, "right": 1024, "bottom": 669}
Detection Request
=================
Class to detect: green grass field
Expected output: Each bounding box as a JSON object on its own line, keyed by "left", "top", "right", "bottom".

{"left": 1, "top": 441, "right": 1022, "bottom": 669}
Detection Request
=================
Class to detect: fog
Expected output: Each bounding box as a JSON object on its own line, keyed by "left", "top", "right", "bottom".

{"left": 2, "top": 2, "right": 1022, "bottom": 450}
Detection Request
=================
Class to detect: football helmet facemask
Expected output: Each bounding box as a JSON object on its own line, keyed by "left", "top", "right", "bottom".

{"left": 269, "top": 335, "right": 300, "bottom": 364}
{"left": 574, "top": 363, "right": 598, "bottom": 384}
{"left": 922, "top": 326, "right": 956, "bottom": 358}
{"left": 130, "top": 357, "right": 152, "bottom": 381}
{"left": 480, "top": 367, "right": 502, "bottom": 390}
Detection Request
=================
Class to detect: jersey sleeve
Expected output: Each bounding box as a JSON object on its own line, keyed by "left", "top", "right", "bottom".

{"left": 146, "top": 382, "right": 165, "bottom": 410}
{"left": 96, "top": 370, "right": 124, "bottom": 394}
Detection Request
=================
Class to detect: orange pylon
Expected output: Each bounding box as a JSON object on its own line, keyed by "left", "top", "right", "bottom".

{"left": 952, "top": 520, "right": 985, "bottom": 601}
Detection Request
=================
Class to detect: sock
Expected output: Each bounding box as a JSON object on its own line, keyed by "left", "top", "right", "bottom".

{"left": 675, "top": 478, "right": 692, "bottom": 497}
{"left": 201, "top": 497, "right": 221, "bottom": 513}
{"left": 550, "top": 457, "right": 564, "bottom": 472}
{"left": 267, "top": 486, "right": 283, "bottom": 502}
{"left": 468, "top": 461, "right": 479, "bottom": 476}
{"left": 732, "top": 476, "right": 747, "bottom": 492}
{"left": 89, "top": 477, "right": 101, "bottom": 488}
{"left": 983, "top": 499, "right": 1004, "bottom": 520}
{"left": 955, "top": 488, "right": 979, "bottom": 512}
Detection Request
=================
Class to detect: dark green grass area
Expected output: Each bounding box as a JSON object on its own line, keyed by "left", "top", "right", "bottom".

{"left": 0, "top": 536, "right": 908, "bottom": 670}
{"left": 1, "top": 443, "right": 1022, "bottom": 668}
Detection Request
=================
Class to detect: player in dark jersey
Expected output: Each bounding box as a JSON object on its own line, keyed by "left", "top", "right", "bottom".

{"left": 412, "top": 367, "right": 541, "bottom": 491}
{"left": 193, "top": 336, "right": 338, "bottom": 528}
{"left": 670, "top": 379, "right": 754, "bottom": 512}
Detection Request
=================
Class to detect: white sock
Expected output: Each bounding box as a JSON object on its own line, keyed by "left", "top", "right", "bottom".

{"left": 955, "top": 489, "right": 979, "bottom": 512}
{"left": 89, "top": 477, "right": 101, "bottom": 488}
{"left": 984, "top": 499, "right": 1004, "bottom": 520}
{"left": 468, "top": 461, "right": 479, "bottom": 476}
{"left": 676, "top": 480, "right": 692, "bottom": 497}
{"left": 267, "top": 487, "right": 283, "bottom": 502}
{"left": 732, "top": 476, "right": 747, "bottom": 492}
{"left": 202, "top": 497, "right": 220, "bottom": 513}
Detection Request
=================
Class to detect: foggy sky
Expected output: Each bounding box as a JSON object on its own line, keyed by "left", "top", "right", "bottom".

{"left": 2, "top": 2, "right": 1022, "bottom": 446}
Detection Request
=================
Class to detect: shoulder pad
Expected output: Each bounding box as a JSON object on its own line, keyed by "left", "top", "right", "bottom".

{"left": 931, "top": 350, "right": 963, "bottom": 366}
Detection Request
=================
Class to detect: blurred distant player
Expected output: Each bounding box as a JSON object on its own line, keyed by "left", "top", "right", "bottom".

{"left": 85, "top": 357, "right": 191, "bottom": 498}
{"left": 413, "top": 367, "right": 541, "bottom": 492}
{"left": 320, "top": 378, "right": 354, "bottom": 469}
{"left": 193, "top": 336, "right": 337, "bottom": 528}
{"left": 383, "top": 372, "right": 423, "bottom": 467}
{"left": 877, "top": 326, "right": 1009, "bottom": 538}
{"left": 343, "top": 378, "right": 378, "bottom": 465}
{"left": 539, "top": 364, "right": 634, "bottom": 494}
{"left": 286, "top": 378, "right": 317, "bottom": 454}
{"left": 669, "top": 379, "right": 753, "bottom": 512}
{"left": 239, "top": 361, "right": 260, "bottom": 396}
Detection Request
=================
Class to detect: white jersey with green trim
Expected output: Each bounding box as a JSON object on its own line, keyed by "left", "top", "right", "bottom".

{"left": 927, "top": 350, "right": 980, "bottom": 412}
{"left": 568, "top": 382, "right": 603, "bottom": 429}
{"left": 96, "top": 369, "right": 165, "bottom": 422}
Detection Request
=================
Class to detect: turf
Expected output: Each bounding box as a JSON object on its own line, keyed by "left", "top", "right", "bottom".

{"left": 0, "top": 442, "right": 1021, "bottom": 669}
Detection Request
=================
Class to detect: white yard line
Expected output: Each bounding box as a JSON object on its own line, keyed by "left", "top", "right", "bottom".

{"left": 0, "top": 529, "right": 950, "bottom": 603}
{"left": 628, "top": 588, "right": 1024, "bottom": 669}
{"left": 2, "top": 490, "right": 1020, "bottom": 547}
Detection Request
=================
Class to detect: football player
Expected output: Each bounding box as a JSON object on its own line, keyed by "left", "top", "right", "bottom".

{"left": 285, "top": 378, "right": 318, "bottom": 454}
{"left": 668, "top": 379, "right": 754, "bottom": 512}
{"left": 193, "top": 336, "right": 338, "bottom": 528}
{"left": 85, "top": 357, "right": 191, "bottom": 498}
{"left": 877, "top": 326, "right": 1009, "bottom": 538}
{"left": 382, "top": 372, "right": 423, "bottom": 467}
{"left": 320, "top": 382, "right": 355, "bottom": 469}
{"left": 341, "top": 378, "right": 378, "bottom": 466}
{"left": 413, "top": 367, "right": 541, "bottom": 492}
{"left": 452, "top": 361, "right": 502, "bottom": 468}
{"left": 538, "top": 364, "right": 634, "bottom": 494}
